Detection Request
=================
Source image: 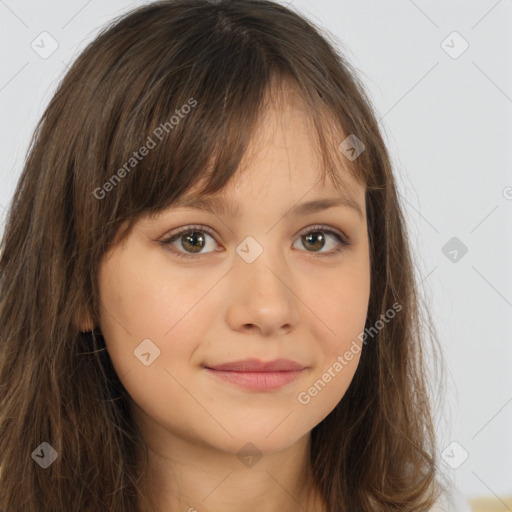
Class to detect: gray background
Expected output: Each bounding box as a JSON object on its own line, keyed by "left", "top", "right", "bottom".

{"left": 1, "top": 0, "right": 511, "bottom": 507}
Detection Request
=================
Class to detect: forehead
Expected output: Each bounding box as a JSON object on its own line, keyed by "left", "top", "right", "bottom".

{"left": 171, "top": 191, "right": 365, "bottom": 222}
{"left": 241, "top": 82, "right": 361, "bottom": 183}
{"left": 157, "top": 85, "right": 365, "bottom": 221}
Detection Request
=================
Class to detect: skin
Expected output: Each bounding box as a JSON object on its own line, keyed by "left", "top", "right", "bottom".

{"left": 84, "top": 84, "right": 371, "bottom": 512}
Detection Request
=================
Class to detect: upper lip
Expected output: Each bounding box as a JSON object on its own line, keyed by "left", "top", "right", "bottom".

{"left": 204, "top": 358, "right": 306, "bottom": 372}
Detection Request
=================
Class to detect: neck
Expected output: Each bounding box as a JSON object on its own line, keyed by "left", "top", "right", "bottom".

{"left": 136, "top": 433, "right": 326, "bottom": 512}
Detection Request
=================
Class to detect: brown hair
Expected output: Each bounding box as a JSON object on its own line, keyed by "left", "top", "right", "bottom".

{"left": 0, "top": 0, "right": 447, "bottom": 510}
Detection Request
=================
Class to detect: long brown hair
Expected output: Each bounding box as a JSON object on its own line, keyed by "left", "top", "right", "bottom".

{"left": 0, "top": 1, "right": 447, "bottom": 510}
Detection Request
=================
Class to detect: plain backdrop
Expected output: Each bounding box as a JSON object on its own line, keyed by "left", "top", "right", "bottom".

{"left": 1, "top": 0, "right": 511, "bottom": 507}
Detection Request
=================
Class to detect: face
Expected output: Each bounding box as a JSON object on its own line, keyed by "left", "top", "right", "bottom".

{"left": 94, "top": 86, "right": 371, "bottom": 458}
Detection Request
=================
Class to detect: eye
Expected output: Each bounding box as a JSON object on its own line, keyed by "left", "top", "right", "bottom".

{"left": 160, "top": 224, "right": 350, "bottom": 260}
{"left": 160, "top": 225, "right": 219, "bottom": 260}
{"left": 293, "top": 224, "right": 350, "bottom": 257}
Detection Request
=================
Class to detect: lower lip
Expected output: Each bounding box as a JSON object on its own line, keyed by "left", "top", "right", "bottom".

{"left": 204, "top": 368, "right": 305, "bottom": 391}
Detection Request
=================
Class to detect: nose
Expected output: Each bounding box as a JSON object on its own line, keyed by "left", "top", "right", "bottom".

{"left": 224, "top": 242, "right": 300, "bottom": 337}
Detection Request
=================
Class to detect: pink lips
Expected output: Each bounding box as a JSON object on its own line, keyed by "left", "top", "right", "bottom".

{"left": 204, "top": 358, "right": 307, "bottom": 391}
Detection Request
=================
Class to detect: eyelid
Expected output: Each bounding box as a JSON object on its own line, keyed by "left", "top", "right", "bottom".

{"left": 161, "top": 224, "right": 218, "bottom": 244}
{"left": 297, "top": 224, "right": 348, "bottom": 242}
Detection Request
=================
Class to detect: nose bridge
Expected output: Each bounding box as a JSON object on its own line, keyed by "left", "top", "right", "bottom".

{"left": 235, "top": 231, "right": 289, "bottom": 296}
{"left": 225, "top": 231, "right": 299, "bottom": 334}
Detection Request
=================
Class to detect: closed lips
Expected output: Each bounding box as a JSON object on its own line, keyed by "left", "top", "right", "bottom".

{"left": 204, "top": 358, "right": 307, "bottom": 372}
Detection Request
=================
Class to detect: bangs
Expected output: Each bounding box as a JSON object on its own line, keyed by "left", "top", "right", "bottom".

{"left": 82, "top": 1, "right": 373, "bottom": 248}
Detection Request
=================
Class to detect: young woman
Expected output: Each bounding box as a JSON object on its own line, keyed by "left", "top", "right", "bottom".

{"left": 0, "top": 1, "right": 447, "bottom": 510}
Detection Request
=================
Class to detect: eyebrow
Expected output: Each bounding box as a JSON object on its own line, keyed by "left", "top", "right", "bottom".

{"left": 173, "top": 195, "right": 365, "bottom": 221}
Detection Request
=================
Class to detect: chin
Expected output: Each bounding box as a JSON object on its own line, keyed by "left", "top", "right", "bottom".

{"left": 199, "top": 420, "right": 312, "bottom": 458}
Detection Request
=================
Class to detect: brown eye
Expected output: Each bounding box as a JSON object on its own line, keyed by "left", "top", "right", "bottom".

{"left": 160, "top": 224, "right": 350, "bottom": 261}
{"left": 301, "top": 231, "right": 327, "bottom": 252}
{"left": 180, "top": 231, "right": 206, "bottom": 253}
{"left": 161, "top": 225, "right": 219, "bottom": 259}
{"left": 293, "top": 225, "right": 350, "bottom": 257}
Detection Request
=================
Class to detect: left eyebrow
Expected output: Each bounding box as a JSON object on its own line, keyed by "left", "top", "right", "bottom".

{"left": 172, "top": 195, "right": 365, "bottom": 221}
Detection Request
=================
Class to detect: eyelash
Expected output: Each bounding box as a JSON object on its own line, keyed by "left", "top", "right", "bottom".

{"left": 160, "top": 224, "right": 351, "bottom": 260}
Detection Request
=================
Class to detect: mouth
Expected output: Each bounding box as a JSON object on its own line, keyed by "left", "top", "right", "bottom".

{"left": 203, "top": 367, "right": 306, "bottom": 391}
{"left": 204, "top": 358, "right": 306, "bottom": 372}
{"left": 203, "top": 358, "right": 308, "bottom": 391}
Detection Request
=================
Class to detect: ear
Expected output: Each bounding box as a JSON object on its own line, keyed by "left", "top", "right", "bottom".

{"left": 75, "top": 303, "right": 95, "bottom": 333}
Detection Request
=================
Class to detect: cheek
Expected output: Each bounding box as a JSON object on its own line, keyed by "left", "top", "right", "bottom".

{"left": 297, "top": 254, "right": 369, "bottom": 410}
{"left": 96, "top": 248, "right": 218, "bottom": 382}
{"left": 306, "top": 253, "right": 370, "bottom": 351}
{"left": 96, "top": 252, "right": 222, "bottom": 436}
{"left": 296, "top": 287, "right": 367, "bottom": 420}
